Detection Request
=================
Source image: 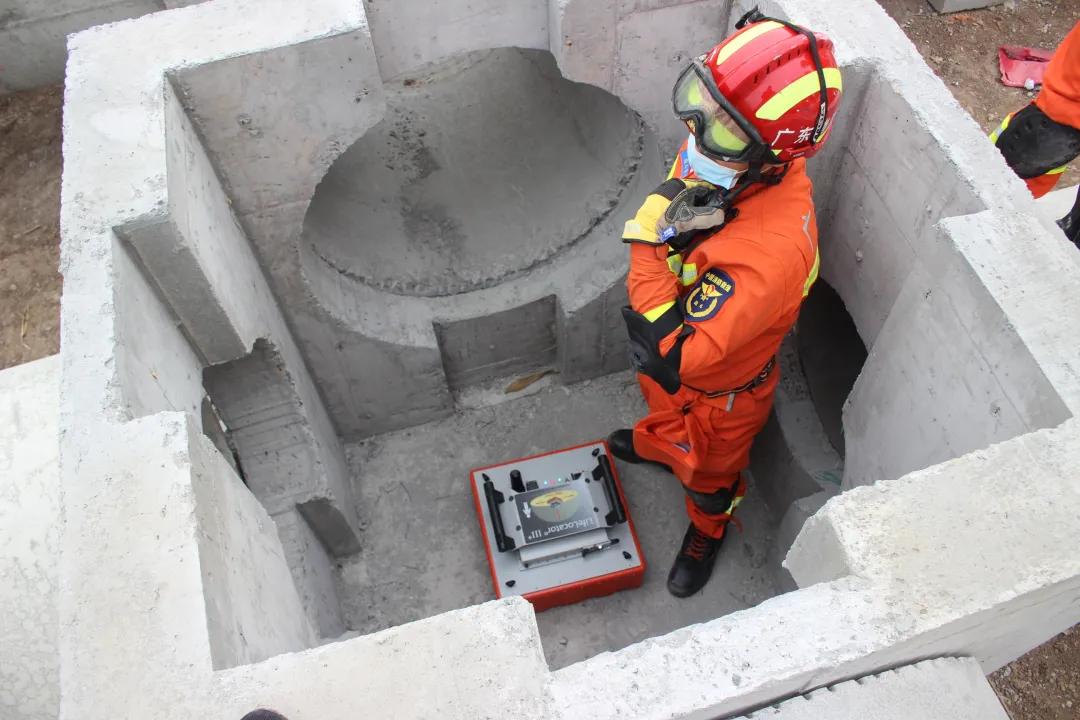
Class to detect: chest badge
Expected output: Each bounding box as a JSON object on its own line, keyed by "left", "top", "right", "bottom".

{"left": 685, "top": 269, "right": 735, "bottom": 322}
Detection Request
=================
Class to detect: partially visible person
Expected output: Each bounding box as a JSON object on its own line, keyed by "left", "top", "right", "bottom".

{"left": 992, "top": 20, "right": 1080, "bottom": 247}
{"left": 241, "top": 710, "right": 288, "bottom": 720}
{"left": 609, "top": 9, "right": 843, "bottom": 598}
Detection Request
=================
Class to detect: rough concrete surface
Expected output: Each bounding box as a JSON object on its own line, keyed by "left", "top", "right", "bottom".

{"left": 0, "top": 355, "right": 59, "bottom": 720}
{"left": 37, "top": 0, "right": 1080, "bottom": 718}
{"left": 303, "top": 47, "right": 642, "bottom": 298}
{"left": 338, "top": 371, "right": 781, "bottom": 670}
{"left": 787, "top": 417, "right": 1080, "bottom": 671}
{"left": 203, "top": 339, "right": 362, "bottom": 557}
{"left": 739, "top": 657, "right": 1009, "bottom": 720}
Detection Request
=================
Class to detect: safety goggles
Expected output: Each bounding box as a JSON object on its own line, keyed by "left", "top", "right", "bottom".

{"left": 672, "top": 58, "right": 770, "bottom": 163}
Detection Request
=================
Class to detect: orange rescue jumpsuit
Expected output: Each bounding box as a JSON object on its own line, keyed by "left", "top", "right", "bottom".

{"left": 994, "top": 21, "right": 1080, "bottom": 198}
{"left": 627, "top": 146, "right": 820, "bottom": 538}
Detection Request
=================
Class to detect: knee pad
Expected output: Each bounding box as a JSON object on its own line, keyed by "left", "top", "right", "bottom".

{"left": 995, "top": 103, "right": 1080, "bottom": 179}
{"left": 685, "top": 485, "right": 739, "bottom": 515}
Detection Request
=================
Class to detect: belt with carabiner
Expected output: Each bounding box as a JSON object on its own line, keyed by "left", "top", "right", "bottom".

{"left": 683, "top": 355, "right": 776, "bottom": 403}
{"left": 703, "top": 356, "right": 776, "bottom": 397}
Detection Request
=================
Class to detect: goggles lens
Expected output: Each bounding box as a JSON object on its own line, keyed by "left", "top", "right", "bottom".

{"left": 673, "top": 64, "right": 750, "bottom": 159}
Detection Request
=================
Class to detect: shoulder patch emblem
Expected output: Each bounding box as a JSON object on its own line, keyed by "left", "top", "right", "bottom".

{"left": 684, "top": 268, "right": 735, "bottom": 322}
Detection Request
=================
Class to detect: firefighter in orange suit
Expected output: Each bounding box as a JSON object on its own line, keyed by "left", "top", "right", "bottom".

{"left": 607, "top": 9, "right": 844, "bottom": 597}
{"left": 993, "top": 21, "right": 1080, "bottom": 246}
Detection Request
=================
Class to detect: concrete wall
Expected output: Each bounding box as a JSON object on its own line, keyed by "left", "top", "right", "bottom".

{"left": 746, "top": 0, "right": 1080, "bottom": 489}
{"left": 0, "top": 0, "right": 205, "bottom": 94}
{"left": 59, "top": 412, "right": 316, "bottom": 715}
{"left": 48, "top": 0, "right": 1080, "bottom": 719}
{"left": 0, "top": 356, "right": 60, "bottom": 720}
{"left": 61, "top": 0, "right": 364, "bottom": 629}
{"left": 168, "top": 0, "right": 724, "bottom": 438}
{"left": 188, "top": 421, "right": 318, "bottom": 668}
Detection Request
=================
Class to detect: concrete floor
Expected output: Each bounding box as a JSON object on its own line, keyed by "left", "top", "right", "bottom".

{"left": 336, "top": 370, "right": 782, "bottom": 669}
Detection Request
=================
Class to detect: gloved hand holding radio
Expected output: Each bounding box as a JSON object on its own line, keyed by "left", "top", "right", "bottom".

{"left": 621, "top": 178, "right": 728, "bottom": 252}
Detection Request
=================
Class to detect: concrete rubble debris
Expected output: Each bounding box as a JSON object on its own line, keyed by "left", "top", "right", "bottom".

{"left": 0, "top": 0, "right": 1077, "bottom": 718}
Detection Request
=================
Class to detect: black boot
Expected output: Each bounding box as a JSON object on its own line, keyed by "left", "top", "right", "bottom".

{"left": 667, "top": 522, "right": 727, "bottom": 598}
{"left": 607, "top": 429, "right": 672, "bottom": 472}
{"left": 607, "top": 429, "right": 645, "bottom": 463}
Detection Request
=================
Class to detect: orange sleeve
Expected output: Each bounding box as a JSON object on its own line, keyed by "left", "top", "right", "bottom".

{"left": 627, "top": 243, "right": 679, "bottom": 319}
{"left": 1036, "top": 21, "right": 1080, "bottom": 130}
{"left": 671, "top": 250, "right": 786, "bottom": 383}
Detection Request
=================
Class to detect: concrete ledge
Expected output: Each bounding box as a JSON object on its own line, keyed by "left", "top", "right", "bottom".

{"left": 787, "top": 417, "right": 1080, "bottom": 671}
{"left": 739, "top": 657, "right": 1008, "bottom": 720}
{"left": 204, "top": 339, "right": 361, "bottom": 556}
{"left": 59, "top": 412, "right": 314, "bottom": 715}
{"left": 211, "top": 598, "right": 553, "bottom": 719}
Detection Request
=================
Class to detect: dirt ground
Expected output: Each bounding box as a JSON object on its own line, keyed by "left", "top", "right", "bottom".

{"left": 879, "top": 0, "right": 1080, "bottom": 186}
{"left": 990, "top": 625, "right": 1080, "bottom": 720}
{"left": 0, "top": 2, "right": 1079, "bottom": 716}
{"left": 0, "top": 83, "right": 62, "bottom": 370}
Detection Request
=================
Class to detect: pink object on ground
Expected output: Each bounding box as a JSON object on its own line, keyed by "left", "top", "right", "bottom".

{"left": 998, "top": 45, "right": 1054, "bottom": 88}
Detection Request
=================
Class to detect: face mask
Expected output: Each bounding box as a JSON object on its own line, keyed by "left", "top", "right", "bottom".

{"left": 686, "top": 134, "right": 745, "bottom": 189}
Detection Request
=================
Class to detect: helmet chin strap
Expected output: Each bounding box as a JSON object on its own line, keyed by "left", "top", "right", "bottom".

{"left": 713, "top": 159, "right": 788, "bottom": 213}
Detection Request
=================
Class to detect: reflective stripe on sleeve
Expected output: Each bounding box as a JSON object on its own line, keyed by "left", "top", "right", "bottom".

{"left": 643, "top": 301, "right": 676, "bottom": 322}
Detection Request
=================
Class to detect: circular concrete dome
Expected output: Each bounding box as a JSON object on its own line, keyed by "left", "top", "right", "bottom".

{"left": 302, "top": 47, "right": 645, "bottom": 298}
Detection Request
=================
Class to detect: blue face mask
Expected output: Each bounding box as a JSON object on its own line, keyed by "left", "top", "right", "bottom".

{"left": 686, "top": 135, "right": 745, "bottom": 189}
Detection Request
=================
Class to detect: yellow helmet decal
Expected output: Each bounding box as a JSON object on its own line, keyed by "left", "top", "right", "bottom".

{"left": 755, "top": 67, "right": 843, "bottom": 121}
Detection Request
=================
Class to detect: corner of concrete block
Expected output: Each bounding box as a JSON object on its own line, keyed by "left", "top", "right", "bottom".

{"left": 298, "top": 497, "right": 361, "bottom": 556}
{"left": 548, "top": 0, "right": 618, "bottom": 91}
{"left": 782, "top": 502, "right": 855, "bottom": 588}
{"left": 556, "top": 281, "right": 629, "bottom": 384}
{"left": 272, "top": 507, "right": 346, "bottom": 640}
{"left": 775, "top": 490, "right": 836, "bottom": 568}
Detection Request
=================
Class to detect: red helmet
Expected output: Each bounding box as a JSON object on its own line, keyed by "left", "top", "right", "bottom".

{"left": 673, "top": 10, "right": 843, "bottom": 164}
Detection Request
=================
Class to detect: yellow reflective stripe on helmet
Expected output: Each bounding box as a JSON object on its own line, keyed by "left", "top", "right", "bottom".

{"left": 756, "top": 67, "right": 843, "bottom": 121}
{"left": 715, "top": 21, "right": 784, "bottom": 65}
{"left": 802, "top": 248, "right": 820, "bottom": 297}
{"left": 1048, "top": 165, "right": 1067, "bottom": 175}
{"left": 643, "top": 301, "right": 676, "bottom": 322}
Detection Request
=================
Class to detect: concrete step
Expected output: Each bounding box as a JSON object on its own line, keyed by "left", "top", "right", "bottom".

{"left": 736, "top": 657, "right": 1009, "bottom": 720}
